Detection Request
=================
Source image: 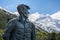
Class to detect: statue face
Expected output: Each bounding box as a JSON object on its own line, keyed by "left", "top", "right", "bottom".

{"left": 22, "top": 6, "right": 29, "bottom": 18}
{"left": 17, "top": 4, "right": 30, "bottom": 18}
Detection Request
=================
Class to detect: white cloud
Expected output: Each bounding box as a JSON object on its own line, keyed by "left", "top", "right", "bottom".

{"left": 51, "top": 11, "right": 60, "bottom": 20}
{"left": 28, "top": 12, "right": 40, "bottom": 22}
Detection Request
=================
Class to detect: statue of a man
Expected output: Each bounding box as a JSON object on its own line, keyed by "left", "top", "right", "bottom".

{"left": 2, "top": 4, "right": 36, "bottom": 40}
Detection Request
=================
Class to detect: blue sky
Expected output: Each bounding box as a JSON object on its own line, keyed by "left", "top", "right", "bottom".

{"left": 0, "top": 0, "right": 60, "bottom": 14}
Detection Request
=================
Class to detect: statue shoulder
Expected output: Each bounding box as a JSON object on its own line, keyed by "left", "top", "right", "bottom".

{"left": 8, "top": 18, "right": 17, "bottom": 24}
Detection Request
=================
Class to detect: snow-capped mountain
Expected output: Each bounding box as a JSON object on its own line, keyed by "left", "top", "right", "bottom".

{"left": 28, "top": 12, "right": 60, "bottom": 33}
{"left": 0, "top": 6, "right": 17, "bottom": 20}
{"left": 35, "top": 16, "right": 60, "bottom": 33}
{"left": 0, "top": 7, "right": 13, "bottom": 14}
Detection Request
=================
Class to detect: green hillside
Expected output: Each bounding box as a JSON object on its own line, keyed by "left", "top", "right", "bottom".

{"left": 0, "top": 9, "right": 16, "bottom": 29}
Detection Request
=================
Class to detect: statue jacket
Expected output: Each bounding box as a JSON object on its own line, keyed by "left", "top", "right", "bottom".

{"left": 2, "top": 17, "right": 36, "bottom": 40}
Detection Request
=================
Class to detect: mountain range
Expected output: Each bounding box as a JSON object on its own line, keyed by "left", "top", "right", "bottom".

{"left": 28, "top": 12, "right": 60, "bottom": 33}
{"left": 0, "top": 6, "right": 60, "bottom": 33}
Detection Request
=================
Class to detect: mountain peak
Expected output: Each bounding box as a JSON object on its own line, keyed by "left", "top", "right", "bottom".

{"left": 0, "top": 6, "right": 13, "bottom": 14}
{"left": 28, "top": 12, "right": 40, "bottom": 22}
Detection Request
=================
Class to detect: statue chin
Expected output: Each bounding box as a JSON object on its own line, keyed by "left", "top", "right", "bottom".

{"left": 22, "top": 13, "right": 28, "bottom": 19}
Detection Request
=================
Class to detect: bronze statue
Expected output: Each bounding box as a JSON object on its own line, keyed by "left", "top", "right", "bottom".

{"left": 2, "top": 4, "right": 36, "bottom": 40}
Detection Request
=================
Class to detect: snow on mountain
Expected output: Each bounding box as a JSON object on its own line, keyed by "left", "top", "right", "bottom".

{"left": 35, "top": 16, "right": 60, "bottom": 33}
{"left": 28, "top": 12, "right": 40, "bottom": 22}
{"left": 28, "top": 12, "right": 60, "bottom": 33}
{"left": 51, "top": 11, "right": 60, "bottom": 20}
{"left": 0, "top": 6, "right": 13, "bottom": 14}
{"left": 0, "top": 6, "right": 18, "bottom": 16}
{"left": 14, "top": 12, "right": 19, "bottom": 16}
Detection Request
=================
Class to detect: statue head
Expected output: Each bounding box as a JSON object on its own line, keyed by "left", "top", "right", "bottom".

{"left": 17, "top": 4, "right": 30, "bottom": 18}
